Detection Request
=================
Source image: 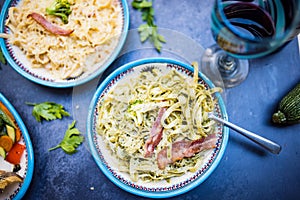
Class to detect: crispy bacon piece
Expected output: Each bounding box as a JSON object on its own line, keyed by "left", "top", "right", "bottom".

{"left": 28, "top": 12, "right": 74, "bottom": 36}
{"left": 144, "top": 107, "right": 167, "bottom": 157}
{"left": 157, "top": 134, "right": 218, "bottom": 169}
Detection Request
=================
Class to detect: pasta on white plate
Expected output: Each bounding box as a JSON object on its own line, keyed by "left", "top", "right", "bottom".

{"left": 3, "top": 0, "right": 123, "bottom": 80}
{"left": 96, "top": 62, "right": 222, "bottom": 182}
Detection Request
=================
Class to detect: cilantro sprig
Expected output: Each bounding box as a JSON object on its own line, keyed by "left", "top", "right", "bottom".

{"left": 132, "top": 0, "right": 166, "bottom": 52}
{"left": 49, "top": 120, "right": 84, "bottom": 154}
{"left": 26, "top": 102, "right": 70, "bottom": 122}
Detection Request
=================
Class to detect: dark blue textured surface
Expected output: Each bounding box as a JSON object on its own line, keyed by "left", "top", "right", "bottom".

{"left": 1, "top": 0, "right": 300, "bottom": 200}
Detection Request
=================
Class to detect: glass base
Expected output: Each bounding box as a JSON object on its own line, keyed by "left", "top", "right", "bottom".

{"left": 201, "top": 44, "right": 249, "bottom": 88}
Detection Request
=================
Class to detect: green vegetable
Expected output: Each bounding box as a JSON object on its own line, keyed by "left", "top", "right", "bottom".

{"left": 0, "top": 109, "right": 15, "bottom": 128}
{"left": 6, "top": 125, "right": 15, "bottom": 143}
{"left": 0, "top": 118, "right": 6, "bottom": 136}
{"left": 49, "top": 120, "right": 84, "bottom": 154}
{"left": 128, "top": 99, "right": 143, "bottom": 111}
{"left": 132, "top": 0, "right": 166, "bottom": 52}
{"left": 0, "top": 48, "right": 6, "bottom": 65}
{"left": 272, "top": 82, "right": 300, "bottom": 124}
{"left": 0, "top": 126, "right": 6, "bottom": 137}
{"left": 46, "top": 0, "right": 73, "bottom": 24}
{"left": 26, "top": 102, "right": 70, "bottom": 122}
{"left": 0, "top": 146, "right": 6, "bottom": 159}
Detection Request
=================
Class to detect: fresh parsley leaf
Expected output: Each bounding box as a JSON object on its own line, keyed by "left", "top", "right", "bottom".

{"left": 138, "top": 24, "right": 152, "bottom": 42}
{"left": 142, "top": 7, "right": 154, "bottom": 25}
{"left": 132, "top": 0, "right": 165, "bottom": 52}
{"left": 149, "top": 26, "right": 166, "bottom": 50}
{"left": 132, "top": 0, "right": 152, "bottom": 9}
{"left": 0, "top": 48, "right": 6, "bottom": 65}
{"left": 49, "top": 120, "right": 84, "bottom": 154}
{"left": 26, "top": 102, "right": 70, "bottom": 122}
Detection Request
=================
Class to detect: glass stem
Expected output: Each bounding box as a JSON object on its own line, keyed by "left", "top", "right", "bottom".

{"left": 217, "top": 55, "right": 238, "bottom": 77}
{"left": 200, "top": 44, "right": 249, "bottom": 88}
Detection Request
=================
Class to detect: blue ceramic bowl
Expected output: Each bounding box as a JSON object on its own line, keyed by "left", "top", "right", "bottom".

{"left": 0, "top": 93, "right": 34, "bottom": 200}
{"left": 0, "top": 0, "right": 129, "bottom": 88}
{"left": 87, "top": 58, "right": 229, "bottom": 198}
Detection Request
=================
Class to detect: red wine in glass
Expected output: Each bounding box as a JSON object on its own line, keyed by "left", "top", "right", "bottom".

{"left": 201, "top": 0, "right": 300, "bottom": 88}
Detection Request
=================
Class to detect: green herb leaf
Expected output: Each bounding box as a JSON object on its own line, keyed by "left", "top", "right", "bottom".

{"left": 157, "top": 34, "right": 166, "bottom": 43}
{"left": 46, "top": 0, "right": 73, "bottom": 24}
{"left": 0, "top": 48, "right": 6, "bottom": 65}
{"left": 26, "top": 102, "right": 70, "bottom": 122}
{"left": 132, "top": 0, "right": 165, "bottom": 52}
{"left": 138, "top": 24, "right": 151, "bottom": 42}
{"left": 49, "top": 120, "right": 84, "bottom": 154}
{"left": 132, "top": 0, "right": 152, "bottom": 9}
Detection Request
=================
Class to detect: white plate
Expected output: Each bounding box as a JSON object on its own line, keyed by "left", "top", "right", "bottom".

{"left": 0, "top": 93, "right": 34, "bottom": 200}
{"left": 0, "top": 0, "right": 129, "bottom": 88}
{"left": 87, "top": 58, "right": 229, "bottom": 198}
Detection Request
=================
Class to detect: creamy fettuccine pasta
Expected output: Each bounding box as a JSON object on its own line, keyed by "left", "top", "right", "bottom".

{"left": 3, "top": 0, "right": 123, "bottom": 80}
{"left": 96, "top": 63, "right": 222, "bottom": 182}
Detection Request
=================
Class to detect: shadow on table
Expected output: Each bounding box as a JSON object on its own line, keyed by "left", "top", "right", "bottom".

{"left": 229, "top": 133, "right": 268, "bottom": 156}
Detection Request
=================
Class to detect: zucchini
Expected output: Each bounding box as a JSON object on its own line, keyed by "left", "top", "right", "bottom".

{"left": 0, "top": 146, "right": 6, "bottom": 159}
{"left": 272, "top": 83, "right": 300, "bottom": 124}
{"left": 6, "top": 125, "right": 15, "bottom": 143}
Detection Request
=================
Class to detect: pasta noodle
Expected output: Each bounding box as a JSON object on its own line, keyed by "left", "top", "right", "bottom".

{"left": 3, "top": 0, "right": 123, "bottom": 80}
{"left": 96, "top": 63, "right": 222, "bottom": 182}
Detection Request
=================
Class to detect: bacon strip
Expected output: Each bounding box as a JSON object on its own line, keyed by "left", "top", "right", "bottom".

{"left": 28, "top": 12, "right": 74, "bottom": 36}
{"left": 144, "top": 107, "right": 167, "bottom": 157}
{"left": 157, "top": 134, "right": 218, "bottom": 169}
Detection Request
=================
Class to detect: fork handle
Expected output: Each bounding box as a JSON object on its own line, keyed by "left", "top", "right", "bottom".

{"left": 209, "top": 114, "right": 282, "bottom": 154}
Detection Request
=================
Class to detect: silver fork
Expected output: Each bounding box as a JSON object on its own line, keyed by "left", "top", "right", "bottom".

{"left": 208, "top": 113, "right": 282, "bottom": 154}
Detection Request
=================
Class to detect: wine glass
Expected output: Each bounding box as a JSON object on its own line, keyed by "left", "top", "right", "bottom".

{"left": 201, "top": 0, "right": 300, "bottom": 88}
